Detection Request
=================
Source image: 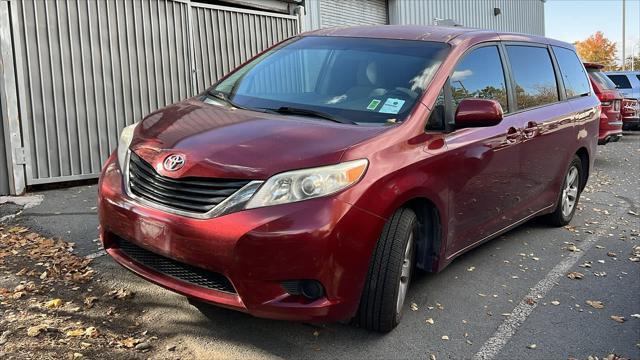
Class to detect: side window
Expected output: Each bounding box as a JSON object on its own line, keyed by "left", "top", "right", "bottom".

{"left": 506, "top": 45, "right": 559, "bottom": 109}
{"left": 451, "top": 46, "right": 508, "bottom": 112}
{"left": 607, "top": 74, "right": 632, "bottom": 89}
{"left": 552, "top": 46, "right": 590, "bottom": 98}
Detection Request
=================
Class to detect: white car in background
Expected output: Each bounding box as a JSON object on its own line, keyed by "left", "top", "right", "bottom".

{"left": 605, "top": 71, "right": 640, "bottom": 99}
{"left": 605, "top": 71, "right": 640, "bottom": 130}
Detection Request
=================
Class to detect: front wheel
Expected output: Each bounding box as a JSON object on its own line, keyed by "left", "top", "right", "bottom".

{"left": 355, "top": 208, "right": 417, "bottom": 332}
{"left": 546, "top": 155, "right": 583, "bottom": 226}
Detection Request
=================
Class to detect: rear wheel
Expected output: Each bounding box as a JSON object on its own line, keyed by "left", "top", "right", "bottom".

{"left": 355, "top": 208, "right": 417, "bottom": 332}
{"left": 546, "top": 155, "right": 582, "bottom": 226}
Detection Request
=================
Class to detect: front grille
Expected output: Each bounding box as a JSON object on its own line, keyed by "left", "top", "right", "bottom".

{"left": 128, "top": 152, "right": 250, "bottom": 214}
{"left": 115, "top": 236, "right": 236, "bottom": 294}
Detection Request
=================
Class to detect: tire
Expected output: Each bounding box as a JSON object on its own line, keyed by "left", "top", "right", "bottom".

{"left": 545, "top": 155, "right": 583, "bottom": 227}
{"left": 355, "top": 208, "right": 418, "bottom": 332}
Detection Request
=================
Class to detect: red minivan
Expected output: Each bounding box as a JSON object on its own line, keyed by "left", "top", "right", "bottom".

{"left": 99, "top": 26, "right": 599, "bottom": 332}
{"left": 584, "top": 63, "right": 623, "bottom": 144}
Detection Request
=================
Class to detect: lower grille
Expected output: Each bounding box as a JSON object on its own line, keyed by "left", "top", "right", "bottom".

{"left": 115, "top": 236, "right": 236, "bottom": 294}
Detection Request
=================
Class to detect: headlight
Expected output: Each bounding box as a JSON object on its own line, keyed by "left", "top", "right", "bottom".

{"left": 245, "top": 159, "right": 368, "bottom": 209}
{"left": 117, "top": 122, "right": 139, "bottom": 170}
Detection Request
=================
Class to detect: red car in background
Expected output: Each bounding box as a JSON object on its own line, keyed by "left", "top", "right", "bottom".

{"left": 621, "top": 98, "right": 639, "bottom": 130}
{"left": 584, "top": 63, "right": 623, "bottom": 144}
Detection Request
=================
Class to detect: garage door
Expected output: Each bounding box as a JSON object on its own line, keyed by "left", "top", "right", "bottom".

{"left": 319, "top": 0, "right": 387, "bottom": 28}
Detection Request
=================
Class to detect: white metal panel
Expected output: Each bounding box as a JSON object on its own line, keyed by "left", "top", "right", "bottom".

{"left": 190, "top": 2, "right": 300, "bottom": 93}
{"left": 2, "top": 0, "right": 299, "bottom": 189}
{"left": 388, "top": 0, "right": 544, "bottom": 36}
{"left": 305, "top": 0, "right": 388, "bottom": 29}
{"left": 10, "top": 0, "right": 193, "bottom": 184}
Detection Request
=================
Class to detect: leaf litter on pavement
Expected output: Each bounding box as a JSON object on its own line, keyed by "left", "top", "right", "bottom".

{"left": 0, "top": 225, "right": 161, "bottom": 359}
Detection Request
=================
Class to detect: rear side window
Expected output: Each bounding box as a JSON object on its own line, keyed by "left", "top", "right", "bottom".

{"left": 552, "top": 46, "right": 590, "bottom": 98}
{"left": 506, "top": 46, "right": 559, "bottom": 109}
{"left": 607, "top": 74, "right": 632, "bottom": 89}
{"left": 587, "top": 68, "right": 617, "bottom": 90}
{"left": 450, "top": 46, "right": 508, "bottom": 112}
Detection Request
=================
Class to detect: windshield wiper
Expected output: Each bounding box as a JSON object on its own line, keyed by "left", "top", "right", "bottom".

{"left": 267, "top": 106, "right": 356, "bottom": 125}
{"left": 206, "top": 89, "right": 246, "bottom": 109}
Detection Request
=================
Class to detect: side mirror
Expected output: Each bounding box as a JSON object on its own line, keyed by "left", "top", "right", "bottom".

{"left": 454, "top": 98, "right": 504, "bottom": 128}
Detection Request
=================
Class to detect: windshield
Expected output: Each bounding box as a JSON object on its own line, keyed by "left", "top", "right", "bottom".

{"left": 211, "top": 36, "right": 450, "bottom": 125}
{"left": 587, "top": 68, "right": 617, "bottom": 90}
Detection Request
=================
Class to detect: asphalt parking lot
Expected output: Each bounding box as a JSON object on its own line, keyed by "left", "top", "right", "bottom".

{"left": 3, "top": 131, "right": 639, "bottom": 359}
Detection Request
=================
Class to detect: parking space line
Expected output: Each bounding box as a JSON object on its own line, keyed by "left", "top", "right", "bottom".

{"left": 472, "top": 213, "right": 613, "bottom": 360}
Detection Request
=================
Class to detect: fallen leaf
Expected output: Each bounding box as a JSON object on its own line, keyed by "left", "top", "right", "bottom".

{"left": 586, "top": 300, "right": 605, "bottom": 309}
{"left": 66, "top": 328, "right": 86, "bottom": 337}
{"left": 566, "top": 245, "right": 580, "bottom": 252}
{"left": 425, "top": 318, "right": 434, "bottom": 325}
{"left": 551, "top": 300, "right": 560, "bottom": 306}
{"left": 525, "top": 298, "right": 536, "bottom": 305}
{"left": 610, "top": 315, "right": 625, "bottom": 323}
{"left": 607, "top": 252, "right": 617, "bottom": 257}
{"left": 567, "top": 271, "right": 584, "bottom": 280}
{"left": 630, "top": 314, "right": 640, "bottom": 319}
{"left": 527, "top": 344, "right": 537, "bottom": 349}
{"left": 118, "top": 337, "right": 140, "bottom": 348}
{"left": 108, "top": 288, "right": 134, "bottom": 300}
{"left": 84, "top": 327, "right": 99, "bottom": 338}
{"left": 84, "top": 296, "right": 98, "bottom": 309}
{"left": 467, "top": 266, "right": 475, "bottom": 272}
{"left": 410, "top": 302, "right": 418, "bottom": 311}
{"left": 44, "top": 298, "right": 63, "bottom": 309}
{"left": 441, "top": 335, "right": 449, "bottom": 341}
{"left": 27, "top": 325, "right": 47, "bottom": 337}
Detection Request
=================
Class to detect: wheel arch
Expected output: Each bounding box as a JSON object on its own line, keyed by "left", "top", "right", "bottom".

{"left": 401, "top": 197, "right": 443, "bottom": 272}
{"left": 575, "top": 147, "right": 590, "bottom": 191}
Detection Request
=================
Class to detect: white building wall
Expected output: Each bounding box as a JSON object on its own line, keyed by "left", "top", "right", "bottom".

{"left": 387, "top": 0, "right": 545, "bottom": 36}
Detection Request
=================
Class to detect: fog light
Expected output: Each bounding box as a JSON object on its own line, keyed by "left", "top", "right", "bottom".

{"left": 281, "top": 280, "right": 325, "bottom": 300}
{"left": 300, "top": 280, "right": 324, "bottom": 300}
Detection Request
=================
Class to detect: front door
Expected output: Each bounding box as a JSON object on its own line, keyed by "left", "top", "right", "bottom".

{"left": 443, "top": 45, "right": 525, "bottom": 257}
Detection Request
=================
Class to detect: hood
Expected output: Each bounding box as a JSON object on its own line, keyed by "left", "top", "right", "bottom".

{"left": 130, "top": 99, "right": 387, "bottom": 180}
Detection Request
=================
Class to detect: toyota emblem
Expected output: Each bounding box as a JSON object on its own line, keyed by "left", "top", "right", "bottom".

{"left": 163, "top": 154, "right": 185, "bottom": 172}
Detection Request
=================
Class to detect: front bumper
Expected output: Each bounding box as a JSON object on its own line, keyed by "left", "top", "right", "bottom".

{"left": 98, "top": 155, "right": 385, "bottom": 322}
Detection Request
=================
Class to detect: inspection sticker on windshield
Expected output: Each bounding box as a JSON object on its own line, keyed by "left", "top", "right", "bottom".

{"left": 379, "top": 98, "right": 405, "bottom": 114}
{"left": 367, "top": 99, "right": 381, "bottom": 110}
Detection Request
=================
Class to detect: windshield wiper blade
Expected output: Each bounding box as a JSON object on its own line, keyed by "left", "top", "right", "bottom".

{"left": 206, "top": 89, "right": 245, "bottom": 109}
{"left": 270, "top": 106, "right": 356, "bottom": 125}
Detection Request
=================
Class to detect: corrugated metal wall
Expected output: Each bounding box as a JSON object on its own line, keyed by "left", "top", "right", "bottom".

{"left": 318, "top": 0, "right": 387, "bottom": 28}
{"left": 303, "top": 0, "right": 388, "bottom": 30}
{"left": 11, "top": 0, "right": 193, "bottom": 184}
{"left": 388, "top": 0, "right": 545, "bottom": 36}
{"left": 0, "top": 98, "right": 8, "bottom": 195}
{"left": 191, "top": 3, "right": 299, "bottom": 92}
{"left": 1, "top": 0, "right": 299, "bottom": 191}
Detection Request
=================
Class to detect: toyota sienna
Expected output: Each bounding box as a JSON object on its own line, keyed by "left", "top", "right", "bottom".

{"left": 99, "top": 26, "right": 599, "bottom": 332}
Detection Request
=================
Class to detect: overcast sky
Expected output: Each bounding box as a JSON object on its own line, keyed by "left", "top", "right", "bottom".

{"left": 545, "top": 0, "right": 640, "bottom": 64}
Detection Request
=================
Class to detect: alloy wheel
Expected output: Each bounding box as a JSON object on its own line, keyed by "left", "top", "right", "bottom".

{"left": 561, "top": 166, "right": 579, "bottom": 218}
{"left": 396, "top": 232, "right": 415, "bottom": 316}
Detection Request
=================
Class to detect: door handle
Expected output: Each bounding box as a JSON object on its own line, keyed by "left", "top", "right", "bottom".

{"left": 505, "top": 126, "right": 521, "bottom": 144}
{"left": 522, "top": 121, "right": 539, "bottom": 139}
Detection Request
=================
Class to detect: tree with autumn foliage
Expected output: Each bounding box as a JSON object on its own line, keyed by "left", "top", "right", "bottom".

{"left": 574, "top": 31, "right": 618, "bottom": 70}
